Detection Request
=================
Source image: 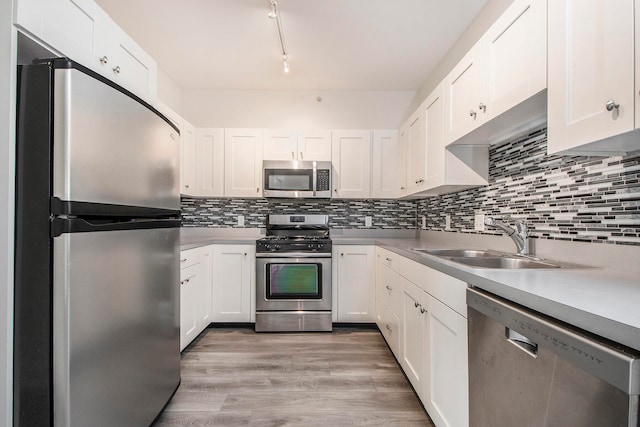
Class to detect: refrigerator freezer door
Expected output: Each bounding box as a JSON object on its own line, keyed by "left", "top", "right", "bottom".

{"left": 52, "top": 66, "right": 179, "bottom": 211}
{"left": 53, "top": 227, "right": 180, "bottom": 427}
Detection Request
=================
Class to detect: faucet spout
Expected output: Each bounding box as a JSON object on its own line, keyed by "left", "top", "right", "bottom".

{"left": 484, "top": 216, "right": 530, "bottom": 256}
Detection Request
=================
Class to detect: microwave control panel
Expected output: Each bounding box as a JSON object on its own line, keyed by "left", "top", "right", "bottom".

{"left": 317, "top": 170, "right": 330, "bottom": 191}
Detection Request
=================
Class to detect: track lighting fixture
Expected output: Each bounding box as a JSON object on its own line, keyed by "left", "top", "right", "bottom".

{"left": 268, "top": 0, "right": 289, "bottom": 73}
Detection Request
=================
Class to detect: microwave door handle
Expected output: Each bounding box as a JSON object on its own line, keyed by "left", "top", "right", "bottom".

{"left": 312, "top": 161, "right": 317, "bottom": 197}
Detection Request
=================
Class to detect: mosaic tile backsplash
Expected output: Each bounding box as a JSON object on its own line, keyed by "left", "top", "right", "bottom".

{"left": 181, "top": 198, "right": 417, "bottom": 229}
{"left": 182, "top": 126, "right": 640, "bottom": 246}
{"left": 418, "top": 127, "right": 640, "bottom": 246}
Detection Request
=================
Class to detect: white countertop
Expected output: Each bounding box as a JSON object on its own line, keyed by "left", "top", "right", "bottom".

{"left": 181, "top": 229, "right": 640, "bottom": 352}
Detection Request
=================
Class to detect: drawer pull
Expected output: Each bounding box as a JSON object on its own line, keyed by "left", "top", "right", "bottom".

{"left": 180, "top": 258, "right": 187, "bottom": 262}
{"left": 385, "top": 257, "right": 392, "bottom": 262}
{"left": 414, "top": 301, "right": 420, "bottom": 308}
{"left": 385, "top": 285, "right": 393, "bottom": 290}
{"left": 420, "top": 307, "right": 426, "bottom": 314}
{"left": 385, "top": 324, "right": 392, "bottom": 332}
{"left": 99, "top": 55, "right": 108, "bottom": 64}
{"left": 113, "top": 65, "right": 121, "bottom": 74}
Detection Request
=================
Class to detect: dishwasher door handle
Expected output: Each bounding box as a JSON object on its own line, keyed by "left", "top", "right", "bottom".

{"left": 506, "top": 327, "right": 539, "bottom": 358}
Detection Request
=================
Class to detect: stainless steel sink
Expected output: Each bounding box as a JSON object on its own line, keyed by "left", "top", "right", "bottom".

{"left": 447, "top": 256, "right": 561, "bottom": 269}
{"left": 412, "top": 248, "right": 566, "bottom": 269}
{"left": 413, "top": 249, "right": 501, "bottom": 258}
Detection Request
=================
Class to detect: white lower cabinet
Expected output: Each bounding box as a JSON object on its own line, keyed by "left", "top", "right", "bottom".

{"left": 211, "top": 244, "right": 254, "bottom": 322}
{"left": 375, "top": 246, "right": 469, "bottom": 427}
{"left": 333, "top": 245, "right": 375, "bottom": 322}
{"left": 180, "top": 246, "right": 212, "bottom": 351}
{"left": 400, "top": 277, "right": 427, "bottom": 399}
{"left": 425, "top": 295, "right": 468, "bottom": 427}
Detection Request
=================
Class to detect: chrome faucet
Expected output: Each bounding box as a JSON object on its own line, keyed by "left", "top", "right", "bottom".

{"left": 484, "top": 216, "right": 530, "bottom": 256}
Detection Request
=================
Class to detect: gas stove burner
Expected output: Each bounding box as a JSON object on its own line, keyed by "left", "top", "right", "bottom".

{"left": 257, "top": 214, "right": 332, "bottom": 255}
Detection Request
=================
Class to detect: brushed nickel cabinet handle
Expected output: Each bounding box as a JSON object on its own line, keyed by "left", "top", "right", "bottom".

{"left": 420, "top": 307, "right": 426, "bottom": 314}
{"left": 99, "top": 56, "right": 108, "bottom": 65}
{"left": 385, "top": 324, "right": 392, "bottom": 332}
{"left": 469, "top": 109, "right": 477, "bottom": 119}
{"left": 385, "top": 285, "right": 392, "bottom": 290}
{"left": 300, "top": 152, "right": 304, "bottom": 160}
{"left": 291, "top": 151, "right": 295, "bottom": 159}
{"left": 606, "top": 99, "right": 620, "bottom": 112}
{"left": 113, "top": 66, "right": 121, "bottom": 74}
{"left": 479, "top": 102, "right": 486, "bottom": 113}
{"left": 414, "top": 301, "right": 420, "bottom": 308}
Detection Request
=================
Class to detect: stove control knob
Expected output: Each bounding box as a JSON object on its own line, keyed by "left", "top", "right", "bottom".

{"left": 274, "top": 244, "right": 281, "bottom": 250}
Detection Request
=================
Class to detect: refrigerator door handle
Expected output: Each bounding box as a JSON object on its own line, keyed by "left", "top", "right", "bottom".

{"left": 51, "top": 217, "right": 181, "bottom": 237}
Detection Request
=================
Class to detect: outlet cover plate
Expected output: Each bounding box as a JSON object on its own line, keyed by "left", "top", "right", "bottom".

{"left": 474, "top": 213, "right": 485, "bottom": 231}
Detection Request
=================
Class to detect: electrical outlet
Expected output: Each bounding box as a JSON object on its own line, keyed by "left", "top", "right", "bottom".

{"left": 421, "top": 216, "right": 426, "bottom": 229}
{"left": 445, "top": 214, "right": 451, "bottom": 230}
{"left": 237, "top": 215, "right": 245, "bottom": 226}
{"left": 365, "top": 216, "right": 372, "bottom": 227}
{"left": 474, "top": 213, "right": 485, "bottom": 231}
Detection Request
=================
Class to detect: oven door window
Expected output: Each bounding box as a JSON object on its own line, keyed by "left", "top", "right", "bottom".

{"left": 264, "top": 169, "right": 313, "bottom": 191}
{"left": 266, "top": 263, "right": 321, "bottom": 299}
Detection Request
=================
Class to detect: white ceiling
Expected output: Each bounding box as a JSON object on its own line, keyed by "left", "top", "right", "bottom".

{"left": 94, "top": 0, "right": 488, "bottom": 92}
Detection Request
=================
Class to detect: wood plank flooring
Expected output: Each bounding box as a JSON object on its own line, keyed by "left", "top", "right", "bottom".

{"left": 153, "top": 327, "right": 434, "bottom": 426}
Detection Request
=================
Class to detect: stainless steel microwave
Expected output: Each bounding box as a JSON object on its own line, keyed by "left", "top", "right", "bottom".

{"left": 262, "top": 160, "right": 332, "bottom": 198}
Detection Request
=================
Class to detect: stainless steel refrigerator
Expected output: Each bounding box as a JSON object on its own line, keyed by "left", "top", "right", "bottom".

{"left": 14, "top": 58, "right": 181, "bottom": 426}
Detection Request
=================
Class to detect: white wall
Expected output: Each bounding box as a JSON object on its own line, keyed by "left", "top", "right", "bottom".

{"left": 181, "top": 89, "right": 415, "bottom": 129}
{"left": 157, "top": 68, "right": 183, "bottom": 114}
{"left": 0, "top": 0, "right": 16, "bottom": 425}
{"left": 402, "top": 0, "right": 515, "bottom": 121}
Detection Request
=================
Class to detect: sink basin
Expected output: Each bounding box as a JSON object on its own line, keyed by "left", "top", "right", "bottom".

{"left": 413, "top": 249, "right": 500, "bottom": 258}
{"left": 411, "top": 248, "right": 567, "bottom": 269}
{"left": 447, "top": 256, "right": 562, "bottom": 269}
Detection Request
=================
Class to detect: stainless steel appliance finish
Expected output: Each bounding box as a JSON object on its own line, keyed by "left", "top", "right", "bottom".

{"left": 467, "top": 287, "right": 640, "bottom": 427}
{"left": 53, "top": 228, "right": 180, "bottom": 426}
{"left": 262, "top": 160, "right": 332, "bottom": 198}
{"left": 255, "top": 215, "right": 332, "bottom": 332}
{"left": 14, "top": 58, "right": 180, "bottom": 427}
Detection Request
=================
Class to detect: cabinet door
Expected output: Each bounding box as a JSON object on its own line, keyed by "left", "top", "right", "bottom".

{"left": 371, "top": 130, "right": 398, "bottom": 199}
{"left": 298, "top": 130, "right": 332, "bottom": 161}
{"left": 180, "top": 263, "right": 199, "bottom": 351}
{"left": 406, "top": 105, "right": 426, "bottom": 193}
{"left": 482, "top": 0, "right": 546, "bottom": 121}
{"left": 423, "top": 83, "right": 445, "bottom": 190}
{"left": 548, "top": 0, "right": 635, "bottom": 154}
{"left": 425, "top": 295, "right": 469, "bottom": 427}
{"left": 211, "top": 245, "right": 253, "bottom": 322}
{"left": 16, "top": 0, "right": 99, "bottom": 67}
{"left": 444, "top": 41, "right": 483, "bottom": 144}
{"left": 335, "top": 245, "right": 375, "bottom": 322}
{"left": 198, "top": 247, "right": 213, "bottom": 331}
{"left": 180, "top": 121, "right": 197, "bottom": 195}
{"left": 397, "top": 124, "right": 409, "bottom": 197}
{"left": 331, "top": 130, "right": 371, "bottom": 199}
{"left": 224, "top": 129, "right": 263, "bottom": 197}
{"left": 263, "top": 129, "right": 299, "bottom": 161}
{"left": 400, "top": 278, "right": 427, "bottom": 398}
{"left": 196, "top": 128, "right": 225, "bottom": 197}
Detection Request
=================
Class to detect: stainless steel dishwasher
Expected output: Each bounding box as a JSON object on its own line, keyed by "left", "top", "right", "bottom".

{"left": 467, "top": 287, "right": 640, "bottom": 427}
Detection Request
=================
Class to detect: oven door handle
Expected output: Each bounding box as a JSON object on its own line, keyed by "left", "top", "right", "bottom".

{"left": 255, "top": 252, "right": 333, "bottom": 258}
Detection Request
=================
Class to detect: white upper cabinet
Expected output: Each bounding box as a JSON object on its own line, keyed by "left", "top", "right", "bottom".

{"left": 548, "top": 0, "right": 638, "bottom": 155}
{"left": 15, "top": 0, "right": 157, "bottom": 103}
{"left": 94, "top": 8, "right": 157, "bottom": 103}
{"left": 263, "top": 129, "right": 332, "bottom": 161}
{"left": 196, "top": 128, "right": 225, "bottom": 197}
{"left": 397, "top": 124, "right": 409, "bottom": 197}
{"left": 406, "top": 102, "right": 428, "bottom": 194}
{"left": 481, "top": 0, "right": 546, "bottom": 122}
{"left": 16, "top": 0, "right": 99, "bottom": 67}
{"left": 444, "top": 41, "right": 484, "bottom": 144}
{"left": 331, "top": 130, "right": 372, "bottom": 199}
{"left": 445, "top": 0, "right": 547, "bottom": 146}
{"left": 180, "top": 121, "right": 197, "bottom": 196}
{"left": 224, "top": 129, "right": 263, "bottom": 198}
{"left": 371, "top": 130, "right": 399, "bottom": 199}
{"left": 263, "top": 129, "right": 299, "bottom": 161}
{"left": 297, "top": 130, "right": 332, "bottom": 161}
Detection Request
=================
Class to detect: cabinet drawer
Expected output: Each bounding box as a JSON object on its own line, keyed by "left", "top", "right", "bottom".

{"left": 377, "top": 263, "right": 401, "bottom": 316}
{"left": 180, "top": 248, "right": 201, "bottom": 269}
{"left": 377, "top": 247, "right": 400, "bottom": 271}
{"left": 376, "top": 300, "right": 400, "bottom": 358}
{"left": 399, "top": 256, "right": 467, "bottom": 318}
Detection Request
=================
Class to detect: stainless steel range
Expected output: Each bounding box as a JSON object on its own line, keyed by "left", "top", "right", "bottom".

{"left": 255, "top": 214, "right": 332, "bottom": 332}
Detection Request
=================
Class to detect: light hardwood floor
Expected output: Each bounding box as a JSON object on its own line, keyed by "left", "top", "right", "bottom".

{"left": 153, "top": 327, "right": 434, "bottom": 426}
